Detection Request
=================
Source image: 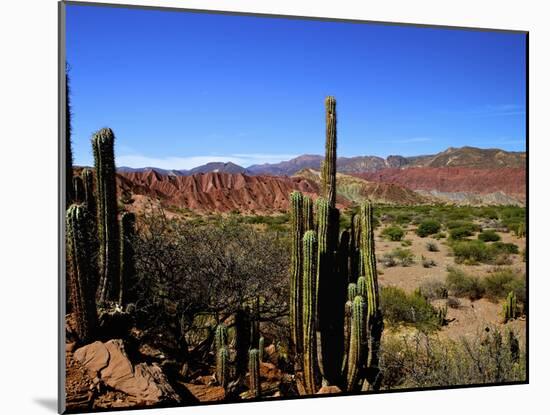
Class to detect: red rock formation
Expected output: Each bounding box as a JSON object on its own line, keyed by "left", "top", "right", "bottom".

{"left": 355, "top": 167, "right": 526, "bottom": 202}
{"left": 117, "top": 171, "right": 332, "bottom": 213}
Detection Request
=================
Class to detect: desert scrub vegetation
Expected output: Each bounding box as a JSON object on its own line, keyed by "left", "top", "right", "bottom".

{"left": 133, "top": 209, "right": 291, "bottom": 347}
{"left": 446, "top": 267, "right": 485, "bottom": 300}
{"left": 380, "top": 286, "right": 443, "bottom": 332}
{"left": 445, "top": 267, "right": 526, "bottom": 306}
{"left": 418, "top": 278, "right": 448, "bottom": 300}
{"left": 425, "top": 241, "right": 439, "bottom": 252}
{"left": 380, "top": 328, "right": 526, "bottom": 389}
{"left": 450, "top": 239, "right": 519, "bottom": 265}
{"left": 381, "top": 225, "right": 405, "bottom": 241}
{"left": 416, "top": 219, "right": 441, "bottom": 237}
{"left": 478, "top": 230, "right": 501, "bottom": 242}
{"left": 381, "top": 247, "right": 414, "bottom": 267}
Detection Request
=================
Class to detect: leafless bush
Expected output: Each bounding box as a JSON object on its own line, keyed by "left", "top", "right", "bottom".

{"left": 380, "top": 327, "right": 525, "bottom": 389}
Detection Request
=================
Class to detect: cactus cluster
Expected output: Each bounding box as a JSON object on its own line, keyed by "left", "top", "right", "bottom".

{"left": 289, "top": 97, "right": 383, "bottom": 394}
{"left": 503, "top": 291, "right": 519, "bottom": 323}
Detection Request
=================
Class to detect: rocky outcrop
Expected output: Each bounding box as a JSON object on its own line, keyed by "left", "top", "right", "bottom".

{"left": 117, "top": 171, "right": 327, "bottom": 213}
{"left": 357, "top": 167, "right": 526, "bottom": 204}
{"left": 74, "top": 339, "right": 181, "bottom": 406}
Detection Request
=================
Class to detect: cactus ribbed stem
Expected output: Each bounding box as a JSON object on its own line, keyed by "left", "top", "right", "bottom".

{"left": 215, "top": 323, "right": 228, "bottom": 352}
{"left": 66, "top": 204, "right": 97, "bottom": 342}
{"left": 347, "top": 283, "right": 357, "bottom": 303}
{"left": 92, "top": 128, "right": 120, "bottom": 303}
{"left": 81, "top": 168, "right": 97, "bottom": 220}
{"left": 503, "top": 291, "right": 519, "bottom": 322}
{"left": 346, "top": 296, "right": 367, "bottom": 392}
{"left": 323, "top": 96, "right": 337, "bottom": 208}
{"left": 302, "top": 230, "right": 319, "bottom": 395}
{"left": 360, "top": 201, "right": 380, "bottom": 319}
{"left": 259, "top": 336, "right": 265, "bottom": 362}
{"left": 303, "top": 195, "right": 314, "bottom": 232}
{"left": 290, "top": 191, "right": 304, "bottom": 359}
{"left": 217, "top": 346, "right": 229, "bottom": 389}
{"left": 248, "top": 349, "right": 261, "bottom": 398}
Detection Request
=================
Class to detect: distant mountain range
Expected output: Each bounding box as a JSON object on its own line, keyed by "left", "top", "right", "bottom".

{"left": 117, "top": 146, "right": 526, "bottom": 177}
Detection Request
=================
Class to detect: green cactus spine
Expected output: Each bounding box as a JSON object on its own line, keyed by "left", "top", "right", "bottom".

{"left": 503, "top": 291, "right": 519, "bottom": 322}
{"left": 303, "top": 195, "right": 314, "bottom": 232}
{"left": 119, "top": 212, "right": 135, "bottom": 306}
{"left": 290, "top": 191, "right": 304, "bottom": 359}
{"left": 302, "top": 230, "right": 319, "bottom": 395}
{"left": 217, "top": 346, "right": 230, "bottom": 389}
{"left": 322, "top": 96, "right": 337, "bottom": 208}
{"left": 248, "top": 349, "right": 261, "bottom": 398}
{"left": 346, "top": 296, "right": 367, "bottom": 392}
{"left": 92, "top": 128, "right": 120, "bottom": 303}
{"left": 66, "top": 204, "right": 98, "bottom": 343}
{"left": 347, "top": 283, "right": 357, "bottom": 302}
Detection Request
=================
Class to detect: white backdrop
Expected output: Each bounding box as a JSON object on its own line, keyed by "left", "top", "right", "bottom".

{"left": 1, "top": 0, "right": 546, "bottom": 414}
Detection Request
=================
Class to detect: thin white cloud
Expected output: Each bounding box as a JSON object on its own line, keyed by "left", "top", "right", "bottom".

{"left": 115, "top": 153, "right": 299, "bottom": 170}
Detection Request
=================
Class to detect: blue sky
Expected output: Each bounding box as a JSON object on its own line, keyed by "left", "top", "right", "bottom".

{"left": 66, "top": 4, "right": 526, "bottom": 169}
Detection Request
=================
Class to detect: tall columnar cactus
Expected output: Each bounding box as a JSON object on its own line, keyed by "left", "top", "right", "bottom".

{"left": 248, "top": 349, "right": 261, "bottom": 398}
{"left": 217, "top": 346, "right": 230, "bottom": 389}
{"left": 346, "top": 296, "right": 367, "bottom": 392}
{"left": 322, "top": 96, "right": 337, "bottom": 208}
{"left": 503, "top": 291, "right": 519, "bottom": 323}
{"left": 92, "top": 128, "right": 120, "bottom": 303}
{"left": 65, "top": 70, "right": 73, "bottom": 205}
{"left": 66, "top": 204, "right": 98, "bottom": 343}
{"left": 214, "top": 323, "right": 230, "bottom": 389}
{"left": 290, "top": 191, "right": 304, "bottom": 360}
{"left": 315, "top": 197, "right": 344, "bottom": 385}
{"left": 288, "top": 97, "right": 384, "bottom": 394}
{"left": 360, "top": 200, "right": 383, "bottom": 388}
{"left": 302, "top": 230, "right": 319, "bottom": 395}
{"left": 215, "top": 323, "right": 228, "bottom": 353}
{"left": 73, "top": 176, "right": 85, "bottom": 203}
{"left": 119, "top": 212, "right": 136, "bottom": 306}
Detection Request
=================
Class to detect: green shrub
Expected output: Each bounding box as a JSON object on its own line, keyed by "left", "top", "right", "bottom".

{"left": 421, "top": 256, "right": 436, "bottom": 268}
{"left": 483, "top": 269, "right": 526, "bottom": 304}
{"left": 416, "top": 220, "right": 441, "bottom": 237}
{"left": 491, "top": 242, "right": 519, "bottom": 255}
{"left": 380, "top": 286, "right": 441, "bottom": 331}
{"left": 382, "top": 225, "right": 405, "bottom": 241}
{"left": 401, "top": 239, "right": 412, "bottom": 247}
{"left": 446, "top": 221, "right": 480, "bottom": 232}
{"left": 478, "top": 230, "right": 501, "bottom": 242}
{"left": 446, "top": 267, "right": 485, "bottom": 300}
{"left": 395, "top": 214, "right": 412, "bottom": 225}
{"left": 449, "top": 226, "right": 474, "bottom": 240}
{"left": 418, "top": 278, "right": 448, "bottom": 300}
{"left": 426, "top": 241, "right": 439, "bottom": 252}
{"left": 451, "top": 240, "right": 492, "bottom": 264}
{"left": 392, "top": 248, "right": 414, "bottom": 266}
{"left": 433, "top": 232, "right": 447, "bottom": 240}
